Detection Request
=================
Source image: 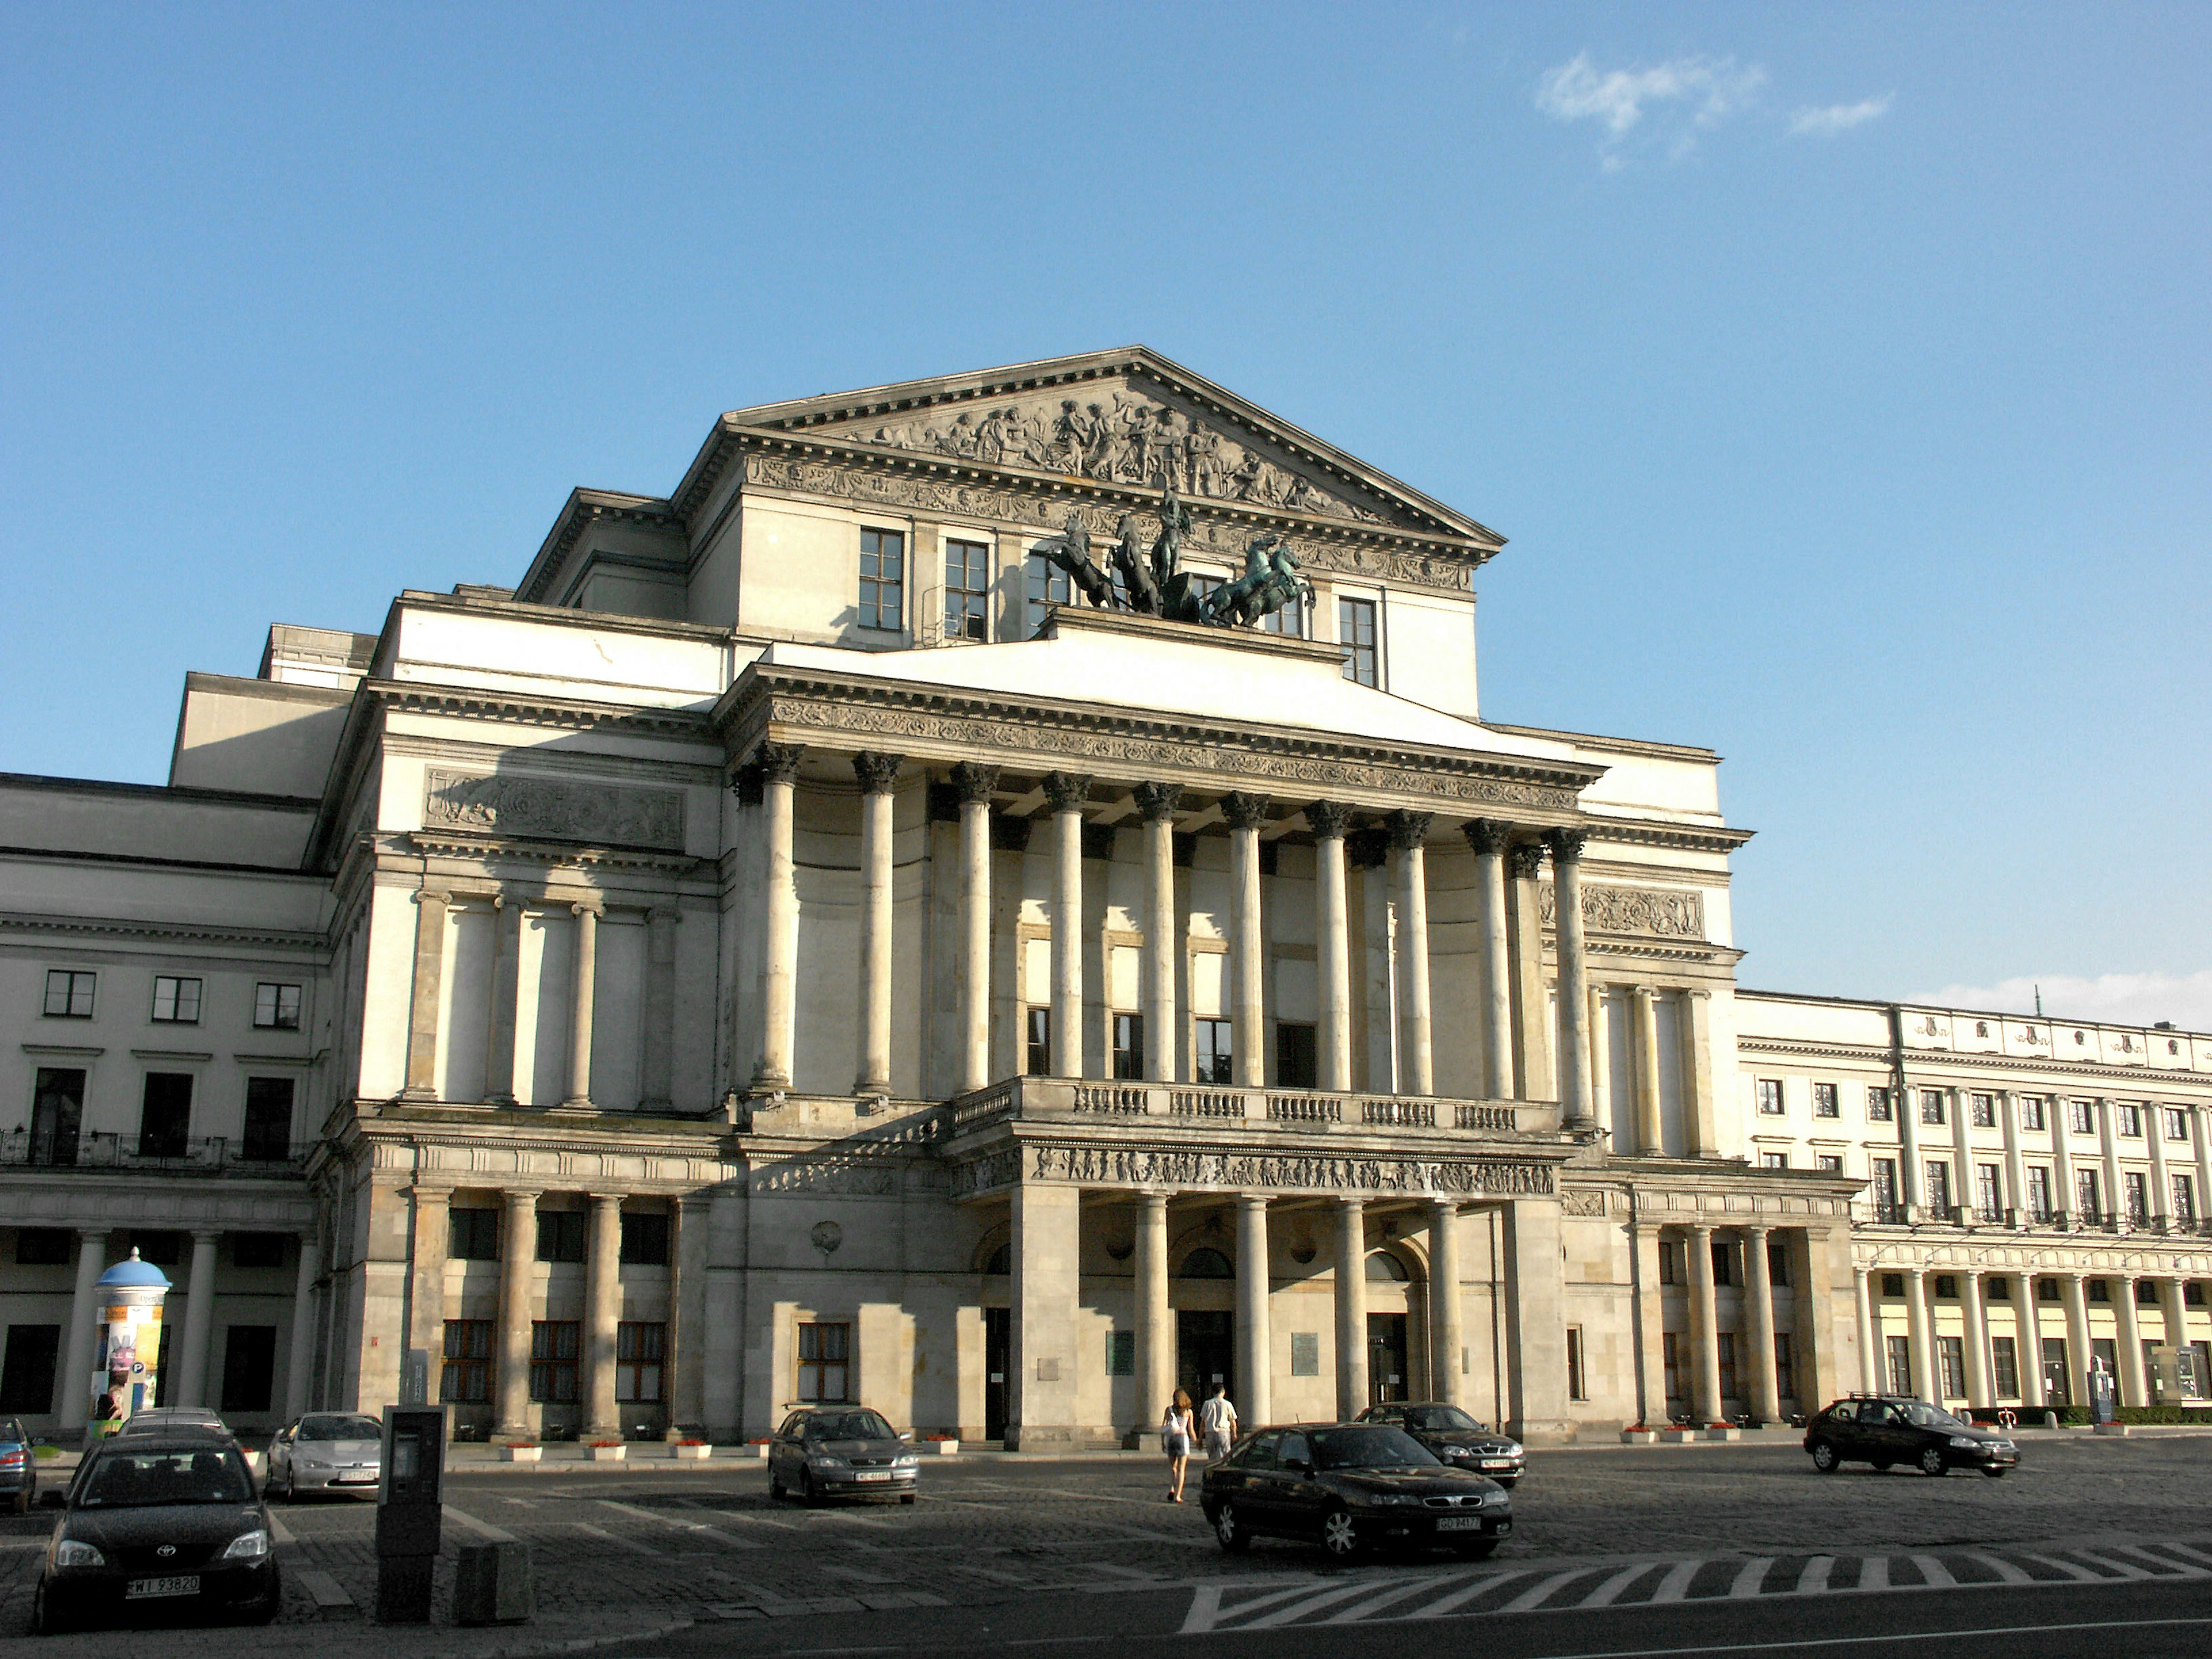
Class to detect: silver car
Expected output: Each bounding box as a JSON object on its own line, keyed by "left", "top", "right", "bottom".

{"left": 268, "top": 1413, "right": 383, "bottom": 1500}
{"left": 766, "top": 1407, "right": 919, "bottom": 1505}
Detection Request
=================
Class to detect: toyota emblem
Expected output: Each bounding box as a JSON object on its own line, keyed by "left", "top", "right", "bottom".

{"left": 156, "top": 1544, "right": 176, "bottom": 1558}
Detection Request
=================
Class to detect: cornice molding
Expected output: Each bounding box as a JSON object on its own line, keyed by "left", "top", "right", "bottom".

{"left": 0, "top": 910, "right": 325, "bottom": 952}
{"left": 368, "top": 681, "right": 715, "bottom": 741}
{"left": 1736, "top": 1034, "right": 2212, "bottom": 1092}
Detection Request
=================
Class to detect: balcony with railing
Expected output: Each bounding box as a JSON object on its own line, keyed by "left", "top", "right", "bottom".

{"left": 1, "top": 1130, "right": 314, "bottom": 1176}
{"left": 948, "top": 1076, "right": 1558, "bottom": 1141}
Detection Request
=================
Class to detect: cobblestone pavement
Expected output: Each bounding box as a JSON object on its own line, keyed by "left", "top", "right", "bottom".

{"left": 2, "top": 1435, "right": 2208, "bottom": 1655}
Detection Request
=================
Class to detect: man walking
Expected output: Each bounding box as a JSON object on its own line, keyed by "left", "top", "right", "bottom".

{"left": 1199, "top": 1382, "right": 1238, "bottom": 1461}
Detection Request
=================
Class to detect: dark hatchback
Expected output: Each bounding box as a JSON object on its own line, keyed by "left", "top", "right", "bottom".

{"left": 33, "top": 1437, "right": 279, "bottom": 1632}
{"left": 766, "top": 1407, "right": 920, "bottom": 1505}
{"left": 1356, "top": 1402, "right": 1525, "bottom": 1487}
{"left": 2, "top": 1415, "right": 38, "bottom": 1515}
{"left": 1803, "top": 1395, "right": 2020, "bottom": 1478}
{"left": 1200, "top": 1423, "right": 1513, "bottom": 1561}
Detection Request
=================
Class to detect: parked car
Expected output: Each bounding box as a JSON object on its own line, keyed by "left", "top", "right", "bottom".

{"left": 766, "top": 1407, "right": 919, "bottom": 1505}
{"left": 1200, "top": 1423, "right": 1513, "bottom": 1561}
{"left": 268, "top": 1413, "right": 384, "bottom": 1501}
{"left": 32, "top": 1435, "right": 279, "bottom": 1633}
{"left": 1802, "top": 1395, "right": 2019, "bottom": 1477}
{"left": 2, "top": 1415, "right": 39, "bottom": 1515}
{"left": 111, "top": 1408, "right": 233, "bottom": 1441}
{"left": 1355, "top": 1402, "right": 1525, "bottom": 1487}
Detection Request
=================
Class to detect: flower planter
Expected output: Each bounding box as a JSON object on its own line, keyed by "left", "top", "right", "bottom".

{"left": 2092, "top": 1421, "right": 2130, "bottom": 1436}
{"left": 587, "top": 1444, "right": 627, "bottom": 1462}
{"left": 925, "top": 1439, "right": 960, "bottom": 1456}
{"left": 1619, "top": 1429, "right": 1657, "bottom": 1445}
{"left": 1656, "top": 1427, "right": 1699, "bottom": 1444}
{"left": 498, "top": 1445, "right": 542, "bottom": 1464}
{"left": 752, "top": 1442, "right": 771, "bottom": 1460}
{"left": 672, "top": 1443, "right": 713, "bottom": 1460}
{"left": 1704, "top": 1426, "right": 1742, "bottom": 1442}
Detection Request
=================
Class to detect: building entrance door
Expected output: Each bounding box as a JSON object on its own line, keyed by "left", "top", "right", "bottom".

{"left": 984, "top": 1308, "right": 1009, "bottom": 1442}
{"left": 1368, "top": 1313, "right": 1409, "bottom": 1404}
{"left": 1177, "top": 1310, "right": 1233, "bottom": 1403}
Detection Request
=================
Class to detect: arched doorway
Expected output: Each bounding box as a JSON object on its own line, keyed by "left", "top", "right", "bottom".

{"left": 1176, "top": 1246, "right": 1234, "bottom": 1404}
{"left": 1366, "top": 1249, "right": 1416, "bottom": 1405}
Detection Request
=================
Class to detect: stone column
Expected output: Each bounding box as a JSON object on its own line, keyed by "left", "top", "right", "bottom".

{"left": 407, "top": 1184, "right": 450, "bottom": 1368}
{"left": 639, "top": 906, "right": 679, "bottom": 1111}
{"left": 401, "top": 888, "right": 448, "bottom": 1100}
{"left": 1546, "top": 830, "right": 1594, "bottom": 1131}
{"left": 59, "top": 1228, "right": 107, "bottom": 1433}
{"left": 1685, "top": 1223, "right": 1722, "bottom": 1423}
{"left": 2157, "top": 1278, "right": 2191, "bottom": 1398}
{"left": 2050, "top": 1095, "right": 2077, "bottom": 1225}
{"left": 1742, "top": 1225, "right": 1779, "bottom": 1425}
{"left": 1683, "top": 990, "right": 1719, "bottom": 1156}
{"left": 853, "top": 751, "right": 903, "bottom": 1095}
{"left": 1903, "top": 1265, "right": 1936, "bottom": 1402}
{"left": 1950, "top": 1086, "right": 1975, "bottom": 1222}
{"left": 563, "top": 902, "right": 600, "bottom": 1108}
{"left": 494, "top": 1189, "right": 540, "bottom": 1438}
{"left": 2195, "top": 1105, "right": 2212, "bottom": 1227}
{"left": 1427, "top": 1201, "right": 1463, "bottom": 1408}
{"left": 755, "top": 743, "right": 804, "bottom": 1089}
{"left": 1960, "top": 1270, "right": 1992, "bottom": 1407}
{"left": 1225, "top": 793, "right": 1270, "bottom": 1089}
{"left": 1464, "top": 820, "right": 1515, "bottom": 1100}
{"left": 483, "top": 895, "right": 523, "bottom": 1104}
{"left": 2147, "top": 1101, "right": 2173, "bottom": 1228}
{"left": 1308, "top": 802, "right": 1354, "bottom": 1092}
{"left": 584, "top": 1194, "right": 624, "bottom": 1438}
{"left": 2059, "top": 1271, "right": 2093, "bottom": 1408}
{"left": 954, "top": 763, "right": 999, "bottom": 1096}
{"left": 1504, "top": 844, "right": 1552, "bottom": 1101}
{"left": 1631, "top": 1222, "right": 1668, "bottom": 1426}
{"left": 669, "top": 1194, "right": 711, "bottom": 1433}
{"left": 1501, "top": 1199, "right": 1570, "bottom": 1441}
{"left": 702, "top": 1183, "right": 747, "bottom": 1440}
{"left": 175, "top": 1229, "right": 222, "bottom": 1408}
{"left": 1854, "top": 1264, "right": 1879, "bottom": 1393}
{"left": 1135, "top": 784, "right": 1181, "bottom": 1086}
{"left": 1385, "top": 810, "right": 1434, "bottom": 1097}
{"left": 1334, "top": 1198, "right": 1369, "bottom": 1419}
{"left": 2114, "top": 1275, "right": 2147, "bottom": 1405}
{"left": 1133, "top": 1192, "right": 1172, "bottom": 1440}
{"left": 1632, "top": 986, "right": 1664, "bottom": 1156}
{"left": 285, "top": 1231, "right": 320, "bottom": 1419}
{"left": 1999, "top": 1090, "right": 2026, "bottom": 1226}
{"left": 2017, "top": 1277, "right": 2048, "bottom": 1408}
{"left": 1896, "top": 1080, "right": 1923, "bottom": 1220}
{"left": 2097, "top": 1098, "right": 2124, "bottom": 1227}
{"left": 1008, "top": 1178, "right": 1083, "bottom": 1449}
{"left": 1796, "top": 1228, "right": 1845, "bottom": 1408}
{"left": 1236, "top": 1196, "right": 1272, "bottom": 1426}
{"left": 1043, "top": 772, "right": 1091, "bottom": 1079}
{"left": 1587, "top": 985, "right": 1611, "bottom": 1134}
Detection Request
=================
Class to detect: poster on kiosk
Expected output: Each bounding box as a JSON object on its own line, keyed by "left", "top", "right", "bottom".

{"left": 89, "top": 1249, "right": 171, "bottom": 1438}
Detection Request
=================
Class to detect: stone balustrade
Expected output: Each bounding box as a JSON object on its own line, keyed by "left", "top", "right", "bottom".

{"left": 948, "top": 1075, "right": 1559, "bottom": 1139}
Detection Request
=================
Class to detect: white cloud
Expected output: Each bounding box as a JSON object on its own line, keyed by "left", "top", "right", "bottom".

{"left": 1535, "top": 51, "right": 1768, "bottom": 168}
{"left": 1789, "top": 95, "right": 1893, "bottom": 136}
{"left": 1908, "top": 971, "right": 2212, "bottom": 1035}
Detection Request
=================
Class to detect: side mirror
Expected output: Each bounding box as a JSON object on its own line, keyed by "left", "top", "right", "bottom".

{"left": 899, "top": 1431, "right": 914, "bottom": 1442}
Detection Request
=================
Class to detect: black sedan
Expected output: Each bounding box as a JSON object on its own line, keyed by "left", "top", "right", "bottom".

{"left": 1803, "top": 1395, "right": 2020, "bottom": 1478}
{"left": 1356, "top": 1402, "right": 1525, "bottom": 1486}
{"left": 33, "top": 1436, "right": 280, "bottom": 1631}
{"left": 766, "top": 1407, "right": 919, "bottom": 1505}
{"left": 1200, "top": 1423, "right": 1513, "bottom": 1561}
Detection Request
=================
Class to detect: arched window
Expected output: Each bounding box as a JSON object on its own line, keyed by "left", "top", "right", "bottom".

{"left": 1365, "top": 1251, "right": 1410, "bottom": 1282}
{"left": 983, "top": 1244, "right": 1010, "bottom": 1277}
{"left": 1178, "top": 1247, "right": 1234, "bottom": 1279}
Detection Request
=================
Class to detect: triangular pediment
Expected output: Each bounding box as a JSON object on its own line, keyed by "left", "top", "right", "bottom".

{"left": 723, "top": 347, "right": 1501, "bottom": 547}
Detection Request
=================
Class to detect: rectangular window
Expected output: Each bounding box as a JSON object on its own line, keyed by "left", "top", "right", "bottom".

{"left": 130, "top": 1230, "right": 182, "bottom": 1267}
{"left": 137, "top": 1072, "right": 193, "bottom": 1158}
{"left": 43, "top": 969, "right": 96, "bottom": 1018}
{"left": 2069, "top": 1099, "right": 2094, "bottom": 1135}
{"left": 1934, "top": 1274, "right": 1957, "bottom": 1299}
{"left": 1866, "top": 1086, "right": 1893, "bottom": 1123}
{"left": 1812, "top": 1082, "right": 1840, "bottom": 1119}
{"left": 1817, "top": 1153, "right": 1843, "bottom": 1172}
{"left": 1755, "top": 1078, "right": 1784, "bottom": 1116}
{"left": 2020, "top": 1096, "right": 2046, "bottom": 1131}
{"left": 440, "top": 1320, "right": 493, "bottom": 1402}
{"left": 1976, "top": 1163, "right": 2002, "bottom": 1222}
{"left": 1195, "top": 1018, "right": 1233, "bottom": 1086}
{"left": 2037, "top": 1277, "right": 2061, "bottom": 1302}
{"left": 1710, "top": 1240, "right": 1736, "bottom": 1287}
{"left": 2118, "top": 1103, "right": 2142, "bottom": 1138}
{"left": 2042, "top": 1337, "right": 2070, "bottom": 1404}
{"left": 858, "top": 528, "right": 906, "bottom": 631}
{"left": 1871, "top": 1158, "right": 1900, "bottom": 1223}
{"left": 0, "top": 1324, "right": 62, "bottom": 1414}
{"left": 2092, "top": 1337, "right": 2118, "bottom": 1381}
{"left": 1025, "top": 1007, "right": 1051, "bottom": 1076}
{"left": 1987, "top": 1275, "right": 2012, "bottom": 1299}
{"left": 1938, "top": 1336, "right": 1966, "bottom": 1400}
{"left": 2135, "top": 1278, "right": 2160, "bottom": 1306}
{"left": 944, "top": 537, "right": 990, "bottom": 642}
{"left": 619, "top": 1211, "right": 669, "bottom": 1266}
{"left": 797, "top": 1322, "right": 850, "bottom": 1402}
{"left": 2166, "top": 1108, "right": 2191, "bottom": 1142}
{"left": 241, "top": 1077, "right": 294, "bottom": 1162}
{"left": 29, "top": 1067, "right": 85, "bottom": 1167}
{"left": 1971, "top": 1093, "right": 1997, "bottom": 1128}
{"left": 1658, "top": 1241, "right": 1680, "bottom": 1285}
{"left": 218, "top": 1325, "right": 276, "bottom": 1414}
{"left": 2077, "top": 1169, "right": 2101, "bottom": 1224}
{"left": 1887, "top": 1334, "right": 1912, "bottom": 1396}
{"left": 1290, "top": 1332, "right": 1320, "bottom": 1376}
{"left": 2174, "top": 1175, "right": 2198, "bottom": 1224}
{"left": 1759, "top": 1150, "right": 1788, "bottom": 1169}
{"left": 1566, "top": 1327, "right": 1588, "bottom": 1401}
{"left": 536, "top": 1210, "right": 586, "bottom": 1264}
{"left": 1882, "top": 1272, "right": 1903, "bottom": 1298}
{"left": 232, "top": 1233, "right": 285, "bottom": 1269}
{"left": 1767, "top": 1240, "right": 1791, "bottom": 1287}
{"left": 150, "top": 976, "right": 202, "bottom": 1024}
{"left": 15, "top": 1228, "right": 70, "bottom": 1266}
{"left": 1104, "top": 1330, "right": 1135, "bottom": 1376}
{"left": 1662, "top": 1331, "right": 1683, "bottom": 1402}
{"left": 1715, "top": 1332, "right": 1738, "bottom": 1403}
{"left": 253, "top": 982, "right": 302, "bottom": 1031}
{"left": 1026, "top": 551, "right": 1073, "bottom": 632}
{"left": 529, "top": 1320, "right": 581, "bottom": 1402}
{"left": 449, "top": 1208, "right": 498, "bottom": 1261}
{"left": 1921, "top": 1089, "right": 1946, "bottom": 1126}
{"left": 1275, "top": 1022, "right": 1317, "bottom": 1090}
{"left": 2027, "top": 1166, "right": 2053, "bottom": 1222}
{"left": 2124, "top": 1171, "right": 2149, "bottom": 1225}
{"left": 616, "top": 1322, "right": 665, "bottom": 1402}
{"left": 1111, "top": 1013, "right": 1145, "bottom": 1081}
{"left": 2088, "top": 1279, "right": 2110, "bottom": 1304}
{"left": 1260, "top": 588, "right": 1306, "bottom": 637}
{"left": 1337, "top": 596, "right": 1377, "bottom": 688}
{"left": 1774, "top": 1333, "right": 1797, "bottom": 1402}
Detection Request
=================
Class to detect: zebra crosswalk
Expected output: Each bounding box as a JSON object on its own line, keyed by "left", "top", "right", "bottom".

{"left": 1177, "top": 1537, "right": 2212, "bottom": 1632}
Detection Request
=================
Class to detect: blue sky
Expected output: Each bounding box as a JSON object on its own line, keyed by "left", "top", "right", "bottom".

{"left": 3, "top": 3, "right": 2206, "bottom": 1024}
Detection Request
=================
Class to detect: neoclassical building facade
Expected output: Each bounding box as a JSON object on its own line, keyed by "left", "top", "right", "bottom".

{"left": 0, "top": 350, "right": 2200, "bottom": 1446}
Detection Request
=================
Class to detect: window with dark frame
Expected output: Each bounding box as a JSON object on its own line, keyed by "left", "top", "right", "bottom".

{"left": 1991, "top": 1335, "right": 2020, "bottom": 1399}
{"left": 0, "top": 1325, "right": 62, "bottom": 1414}
{"left": 1026, "top": 551, "right": 1073, "bottom": 631}
{"left": 797, "top": 1322, "right": 851, "bottom": 1402}
{"left": 241, "top": 1077, "right": 294, "bottom": 1162}
{"left": 14, "top": 1228, "right": 70, "bottom": 1266}
{"left": 2020, "top": 1096, "right": 2046, "bottom": 1131}
{"left": 1775, "top": 1333, "right": 1796, "bottom": 1401}
{"left": 1105, "top": 1330, "right": 1135, "bottom": 1376}
{"left": 44, "top": 970, "right": 96, "bottom": 1018}
{"left": 536, "top": 1210, "right": 586, "bottom": 1264}
{"left": 231, "top": 1233, "right": 285, "bottom": 1269}
{"left": 620, "top": 1211, "right": 670, "bottom": 1266}
{"left": 1921, "top": 1089, "right": 1946, "bottom": 1126}
{"left": 944, "top": 538, "right": 990, "bottom": 642}
{"left": 529, "top": 1320, "right": 581, "bottom": 1402}
{"left": 1925, "top": 1160, "right": 1952, "bottom": 1215}
{"left": 2118, "top": 1103, "right": 2142, "bottom": 1138}
{"left": 1275, "top": 1022, "right": 1317, "bottom": 1090}
{"left": 1767, "top": 1240, "right": 1791, "bottom": 1287}
{"left": 2069, "top": 1099, "right": 2094, "bottom": 1135}
{"left": 1337, "top": 597, "right": 1377, "bottom": 687}
{"left": 1938, "top": 1336, "right": 1965, "bottom": 1400}
{"left": 441, "top": 1320, "right": 493, "bottom": 1402}
{"left": 1866, "top": 1086, "right": 1893, "bottom": 1123}
{"left": 1565, "top": 1327, "right": 1587, "bottom": 1401}
{"left": 1658, "top": 1241, "right": 1680, "bottom": 1285}
{"left": 1976, "top": 1162, "right": 2002, "bottom": 1222}
{"left": 1870, "top": 1157, "right": 1899, "bottom": 1222}
{"left": 1710, "top": 1241, "right": 1736, "bottom": 1287}
{"left": 1195, "top": 1018, "right": 1234, "bottom": 1086}
{"left": 130, "top": 1230, "right": 182, "bottom": 1267}
{"left": 2167, "top": 1108, "right": 2192, "bottom": 1142}
{"left": 1025, "top": 1007, "right": 1051, "bottom": 1076}
{"left": 449, "top": 1207, "right": 499, "bottom": 1261}
{"left": 2174, "top": 1175, "right": 2198, "bottom": 1224}
{"left": 137, "top": 1072, "right": 193, "bottom": 1158}
{"left": 1812, "top": 1082, "right": 1839, "bottom": 1119}
{"left": 1970, "top": 1093, "right": 1997, "bottom": 1127}
{"left": 1759, "top": 1150, "right": 1788, "bottom": 1169}
{"left": 616, "top": 1322, "right": 665, "bottom": 1402}
{"left": 1260, "top": 589, "right": 1306, "bottom": 637}
{"left": 1881, "top": 1272, "right": 1904, "bottom": 1297}
{"left": 1756, "top": 1079, "right": 1783, "bottom": 1115}
{"left": 1715, "top": 1332, "right": 1738, "bottom": 1402}
{"left": 2125, "top": 1171, "right": 2149, "bottom": 1225}
{"left": 150, "top": 976, "right": 202, "bottom": 1024}
{"left": 2027, "top": 1166, "right": 2053, "bottom": 1221}
{"left": 2077, "top": 1168, "right": 2101, "bottom": 1223}
{"left": 1112, "top": 1013, "right": 1145, "bottom": 1081}
{"left": 253, "top": 982, "right": 302, "bottom": 1031}
{"left": 28, "top": 1067, "right": 84, "bottom": 1167}
{"left": 1816, "top": 1153, "right": 1843, "bottom": 1172}
{"left": 219, "top": 1325, "right": 276, "bottom": 1413}
{"left": 1662, "top": 1331, "right": 1682, "bottom": 1401}
{"left": 858, "top": 528, "right": 906, "bottom": 631}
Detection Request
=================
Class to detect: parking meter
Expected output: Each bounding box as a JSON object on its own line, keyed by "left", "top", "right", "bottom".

{"left": 2087, "top": 1367, "right": 2118, "bottom": 1426}
{"left": 375, "top": 1404, "right": 447, "bottom": 1623}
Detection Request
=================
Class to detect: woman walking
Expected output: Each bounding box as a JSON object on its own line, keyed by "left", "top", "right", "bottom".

{"left": 1161, "top": 1388, "right": 1196, "bottom": 1502}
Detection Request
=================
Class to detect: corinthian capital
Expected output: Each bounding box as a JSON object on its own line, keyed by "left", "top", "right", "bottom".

{"left": 1544, "top": 827, "right": 1588, "bottom": 866}
{"left": 1131, "top": 781, "right": 1183, "bottom": 823}
{"left": 1463, "top": 817, "right": 1513, "bottom": 857}
{"left": 1041, "top": 771, "right": 1093, "bottom": 814}
{"left": 1383, "top": 809, "right": 1433, "bottom": 851}
{"left": 851, "top": 751, "right": 904, "bottom": 794}
{"left": 1304, "top": 800, "right": 1354, "bottom": 840}
{"left": 1506, "top": 842, "right": 1547, "bottom": 883}
{"left": 755, "top": 742, "right": 805, "bottom": 786}
{"left": 1220, "top": 791, "right": 1271, "bottom": 831}
{"left": 949, "top": 762, "right": 1000, "bottom": 805}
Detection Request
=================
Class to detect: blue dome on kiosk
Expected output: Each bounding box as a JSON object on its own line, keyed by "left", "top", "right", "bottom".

{"left": 96, "top": 1249, "right": 171, "bottom": 1290}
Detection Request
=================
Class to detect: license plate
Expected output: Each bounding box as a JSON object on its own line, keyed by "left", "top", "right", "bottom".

{"left": 127, "top": 1575, "right": 199, "bottom": 1599}
{"left": 854, "top": 1471, "right": 892, "bottom": 1483}
{"left": 1435, "top": 1515, "right": 1483, "bottom": 1532}
{"left": 1480, "top": 1459, "right": 1512, "bottom": 1469}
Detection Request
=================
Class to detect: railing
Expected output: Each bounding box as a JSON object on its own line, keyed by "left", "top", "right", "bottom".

{"left": 1267, "top": 1094, "right": 1342, "bottom": 1124}
{"left": 1072, "top": 1085, "right": 1147, "bottom": 1115}
{"left": 950, "top": 1081, "right": 1018, "bottom": 1131}
{"left": 944, "top": 1077, "right": 1552, "bottom": 1138}
{"left": 1169, "top": 1090, "right": 1243, "bottom": 1118}
{"left": 0, "top": 1131, "right": 313, "bottom": 1175}
{"left": 1362, "top": 1099, "right": 1434, "bottom": 1129}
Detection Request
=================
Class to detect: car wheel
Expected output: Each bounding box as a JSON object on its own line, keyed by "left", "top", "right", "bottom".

{"left": 32, "top": 1580, "right": 71, "bottom": 1637}
{"left": 1918, "top": 1447, "right": 1948, "bottom": 1477}
{"left": 1213, "top": 1502, "right": 1251, "bottom": 1554}
{"left": 1454, "top": 1539, "right": 1498, "bottom": 1560}
{"left": 1983, "top": 1465, "right": 2009, "bottom": 1479}
{"left": 1810, "top": 1441, "right": 1840, "bottom": 1473}
{"left": 768, "top": 1471, "right": 785, "bottom": 1499}
{"left": 801, "top": 1470, "right": 821, "bottom": 1508}
{"left": 280, "top": 1464, "right": 297, "bottom": 1503}
{"left": 1319, "top": 1506, "right": 1363, "bottom": 1562}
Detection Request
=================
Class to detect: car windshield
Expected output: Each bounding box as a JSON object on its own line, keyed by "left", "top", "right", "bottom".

{"left": 1899, "top": 1403, "right": 1974, "bottom": 1432}
{"left": 80, "top": 1449, "right": 252, "bottom": 1509}
{"left": 300, "top": 1415, "right": 383, "bottom": 1442}
{"left": 1309, "top": 1427, "right": 1442, "bottom": 1471}
{"left": 1405, "top": 1407, "right": 1482, "bottom": 1433}
{"left": 805, "top": 1411, "right": 895, "bottom": 1441}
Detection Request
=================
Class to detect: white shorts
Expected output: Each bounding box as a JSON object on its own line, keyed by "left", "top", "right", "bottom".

{"left": 1204, "top": 1430, "right": 1233, "bottom": 1460}
{"left": 1163, "top": 1431, "right": 1191, "bottom": 1458}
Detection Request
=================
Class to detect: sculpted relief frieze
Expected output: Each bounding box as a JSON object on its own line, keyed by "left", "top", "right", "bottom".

{"left": 740, "top": 454, "right": 1472, "bottom": 593}
{"left": 422, "top": 769, "right": 686, "bottom": 851}
{"left": 1540, "top": 883, "right": 1705, "bottom": 940}
{"left": 956, "top": 1145, "right": 1556, "bottom": 1198}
